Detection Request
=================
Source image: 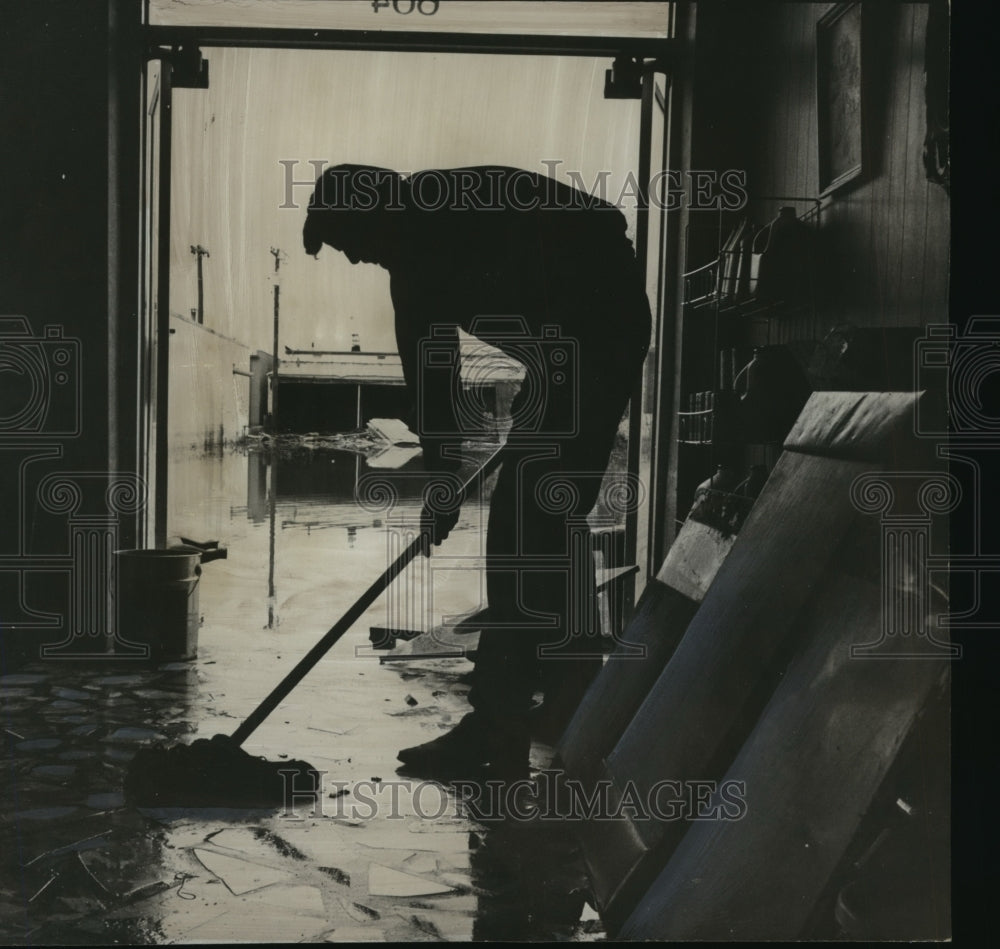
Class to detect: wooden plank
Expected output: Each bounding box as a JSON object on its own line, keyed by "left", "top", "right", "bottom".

{"left": 557, "top": 578, "right": 699, "bottom": 780}
{"left": 655, "top": 515, "right": 739, "bottom": 602}
{"left": 579, "top": 449, "right": 878, "bottom": 921}
{"left": 619, "top": 570, "right": 949, "bottom": 940}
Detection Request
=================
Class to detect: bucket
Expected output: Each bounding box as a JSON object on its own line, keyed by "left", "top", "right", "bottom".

{"left": 115, "top": 549, "right": 202, "bottom": 660}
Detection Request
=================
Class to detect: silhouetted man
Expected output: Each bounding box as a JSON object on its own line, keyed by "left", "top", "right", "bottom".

{"left": 304, "top": 164, "right": 651, "bottom": 779}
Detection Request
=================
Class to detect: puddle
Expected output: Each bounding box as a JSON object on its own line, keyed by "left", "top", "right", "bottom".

{"left": 1, "top": 444, "right": 598, "bottom": 944}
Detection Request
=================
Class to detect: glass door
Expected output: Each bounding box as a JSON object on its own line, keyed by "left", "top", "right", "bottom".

{"left": 139, "top": 58, "right": 173, "bottom": 548}
{"left": 628, "top": 68, "right": 671, "bottom": 597}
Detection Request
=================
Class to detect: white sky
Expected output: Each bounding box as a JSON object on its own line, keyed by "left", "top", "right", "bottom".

{"left": 169, "top": 46, "right": 642, "bottom": 356}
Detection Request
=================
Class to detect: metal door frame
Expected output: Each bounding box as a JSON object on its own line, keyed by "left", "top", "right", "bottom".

{"left": 133, "top": 7, "right": 680, "bottom": 583}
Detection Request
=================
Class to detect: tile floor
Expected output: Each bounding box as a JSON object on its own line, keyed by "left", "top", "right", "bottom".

{"left": 1, "top": 446, "right": 605, "bottom": 943}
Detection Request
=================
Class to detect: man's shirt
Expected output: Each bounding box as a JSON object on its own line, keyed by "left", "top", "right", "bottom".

{"left": 386, "top": 167, "right": 646, "bottom": 468}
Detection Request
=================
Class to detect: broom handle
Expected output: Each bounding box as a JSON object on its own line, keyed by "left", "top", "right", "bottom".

{"left": 230, "top": 446, "right": 504, "bottom": 747}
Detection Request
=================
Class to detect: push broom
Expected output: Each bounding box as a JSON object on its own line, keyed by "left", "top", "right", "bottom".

{"left": 124, "top": 447, "right": 504, "bottom": 808}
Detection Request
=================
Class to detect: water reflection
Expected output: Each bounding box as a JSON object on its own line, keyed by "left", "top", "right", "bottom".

{"left": 169, "top": 442, "right": 452, "bottom": 639}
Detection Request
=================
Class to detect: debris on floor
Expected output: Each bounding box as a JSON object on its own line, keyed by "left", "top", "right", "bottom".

{"left": 0, "top": 446, "right": 602, "bottom": 944}
{"left": 192, "top": 848, "right": 293, "bottom": 895}
{"left": 366, "top": 864, "right": 454, "bottom": 898}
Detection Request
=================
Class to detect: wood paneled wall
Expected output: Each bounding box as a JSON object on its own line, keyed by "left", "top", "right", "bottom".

{"left": 690, "top": 2, "right": 949, "bottom": 343}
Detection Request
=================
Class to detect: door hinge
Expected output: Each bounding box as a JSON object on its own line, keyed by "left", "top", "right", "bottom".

{"left": 150, "top": 44, "right": 209, "bottom": 89}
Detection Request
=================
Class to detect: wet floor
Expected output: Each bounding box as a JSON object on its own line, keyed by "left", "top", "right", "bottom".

{"left": 1, "top": 443, "right": 606, "bottom": 944}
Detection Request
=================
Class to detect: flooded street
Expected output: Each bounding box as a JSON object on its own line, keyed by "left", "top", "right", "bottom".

{"left": 1, "top": 444, "right": 604, "bottom": 944}
{"left": 166, "top": 442, "right": 497, "bottom": 780}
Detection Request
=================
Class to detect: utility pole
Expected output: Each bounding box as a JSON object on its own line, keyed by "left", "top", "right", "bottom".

{"left": 189, "top": 244, "right": 210, "bottom": 323}
{"left": 266, "top": 246, "right": 285, "bottom": 630}
{"left": 269, "top": 246, "right": 284, "bottom": 430}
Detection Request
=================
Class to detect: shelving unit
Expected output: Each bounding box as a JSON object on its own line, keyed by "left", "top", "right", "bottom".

{"left": 674, "top": 197, "right": 820, "bottom": 529}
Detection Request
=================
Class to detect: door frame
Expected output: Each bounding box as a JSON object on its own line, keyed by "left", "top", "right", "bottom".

{"left": 123, "top": 10, "right": 681, "bottom": 584}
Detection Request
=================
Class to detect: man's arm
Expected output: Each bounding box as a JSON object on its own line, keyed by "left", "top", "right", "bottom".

{"left": 390, "top": 274, "right": 463, "bottom": 474}
{"left": 390, "top": 274, "right": 467, "bottom": 553}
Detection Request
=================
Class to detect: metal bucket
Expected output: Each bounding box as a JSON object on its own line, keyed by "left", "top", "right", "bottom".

{"left": 114, "top": 549, "right": 202, "bottom": 660}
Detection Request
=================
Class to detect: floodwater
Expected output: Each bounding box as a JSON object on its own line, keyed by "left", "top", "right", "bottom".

{"left": 0, "top": 443, "right": 604, "bottom": 944}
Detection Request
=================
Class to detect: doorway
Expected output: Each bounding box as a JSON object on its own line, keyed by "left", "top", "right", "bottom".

{"left": 136, "top": 5, "right": 677, "bottom": 614}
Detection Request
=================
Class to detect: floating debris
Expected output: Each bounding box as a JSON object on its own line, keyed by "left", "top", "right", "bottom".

{"left": 252, "top": 827, "right": 308, "bottom": 861}
{"left": 192, "top": 848, "right": 293, "bottom": 896}
{"left": 22, "top": 832, "right": 112, "bottom": 868}
{"left": 318, "top": 866, "right": 351, "bottom": 886}
{"left": 343, "top": 899, "right": 381, "bottom": 922}
{"left": 367, "top": 864, "right": 454, "bottom": 898}
{"left": 354, "top": 826, "right": 469, "bottom": 854}
{"left": 78, "top": 840, "right": 167, "bottom": 898}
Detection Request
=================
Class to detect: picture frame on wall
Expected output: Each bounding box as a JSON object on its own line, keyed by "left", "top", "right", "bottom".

{"left": 816, "top": 2, "right": 864, "bottom": 196}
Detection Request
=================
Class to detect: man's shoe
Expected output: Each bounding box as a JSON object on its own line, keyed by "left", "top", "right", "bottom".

{"left": 396, "top": 713, "right": 529, "bottom": 782}
{"left": 397, "top": 713, "right": 487, "bottom": 776}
